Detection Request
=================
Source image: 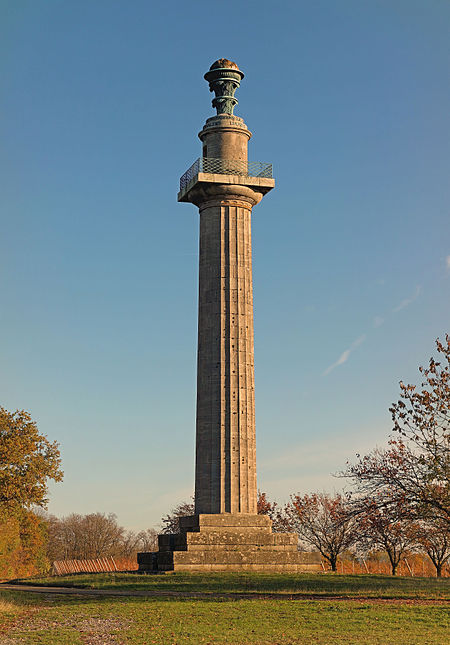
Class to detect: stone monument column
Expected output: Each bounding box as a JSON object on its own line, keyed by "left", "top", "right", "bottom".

{"left": 195, "top": 186, "right": 258, "bottom": 515}
{"left": 180, "top": 60, "right": 273, "bottom": 516}
{"left": 138, "top": 60, "right": 320, "bottom": 572}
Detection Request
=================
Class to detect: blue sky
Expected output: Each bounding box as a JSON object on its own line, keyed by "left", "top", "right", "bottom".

{"left": 1, "top": 0, "right": 449, "bottom": 530}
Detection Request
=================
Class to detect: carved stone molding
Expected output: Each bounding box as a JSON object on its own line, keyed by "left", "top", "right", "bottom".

{"left": 188, "top": 184, "right": 263, "bottom": 209}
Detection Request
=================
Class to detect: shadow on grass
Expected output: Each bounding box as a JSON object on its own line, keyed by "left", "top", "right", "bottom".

{"left": 6, "top": 572, "right": 450, "bottom": 600}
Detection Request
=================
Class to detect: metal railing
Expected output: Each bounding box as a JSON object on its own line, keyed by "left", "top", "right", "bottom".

{"left": 180, "top": 157, "right": 273, "bottom": 192}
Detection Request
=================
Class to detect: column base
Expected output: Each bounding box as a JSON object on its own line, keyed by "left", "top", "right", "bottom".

{"left": 137, "top": 514, "right": 321, "bottom": 573}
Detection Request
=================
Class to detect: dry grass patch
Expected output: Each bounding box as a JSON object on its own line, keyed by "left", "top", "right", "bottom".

{"left": 0, "top": 600, "right": 17, "bottom": 614}
{"left": 0, "top": 591, "right": 38, "bottom": 642}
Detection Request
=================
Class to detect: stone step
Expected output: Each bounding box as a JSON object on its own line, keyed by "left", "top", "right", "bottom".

{"left": 176, "top": 544, "right": 299, "bottom": 553}
{"left": 172, "top": 549, "right": 317, "bottom": 566}
{"left": 159, "top": 544, "right": 299, "bottom": 554}
{"left": 158, "top": 562, "right": 321, "bottom": 572}
{"left": 140, "top": 546, "right": 321, "bottom": 572}
{"left": 179, "top": 514, "right": 272, "bottom": 532}
{"left": 158, "top": 530, "right": 297, "bottom": 550}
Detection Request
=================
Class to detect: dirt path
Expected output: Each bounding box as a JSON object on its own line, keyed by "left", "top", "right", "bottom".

{"left": 1, "top": 584, "right": 448, "bottom": 605}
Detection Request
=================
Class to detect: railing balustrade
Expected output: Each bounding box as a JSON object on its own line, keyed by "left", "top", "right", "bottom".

{"left": 180, "top": 157, "right": 273, "bottom": 192}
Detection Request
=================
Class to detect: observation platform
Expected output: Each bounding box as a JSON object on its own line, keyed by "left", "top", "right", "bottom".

{"left": 178, "top": 157, "right": 275, "bottom": 203}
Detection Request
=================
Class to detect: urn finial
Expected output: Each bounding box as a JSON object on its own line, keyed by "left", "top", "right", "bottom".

{"left": 204, "top": 59, "right": 244, "bottom": 116}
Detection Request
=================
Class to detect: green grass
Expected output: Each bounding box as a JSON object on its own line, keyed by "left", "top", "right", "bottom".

{"left": 21, "top": 571, "right": 450, "bottom": 600}
{"left": 0, "top": 591, "right": 448, "bottom": 645}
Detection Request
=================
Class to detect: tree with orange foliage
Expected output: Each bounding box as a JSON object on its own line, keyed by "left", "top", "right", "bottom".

{"left": 0, "top": 508, "right": 48, "bottom": 580}
{"left": 257, "top": 490, "right": 292, "bottom": 533}
{"left": 0, "top": 408, "right": 63, "bottom": 512}
{"left": 285, "top": 492, "right": 359, "bottom": 571}
{"left": 0, "top": 407, "right": 62, "bottom": 579}
{"left": 257, "top": 490, "right": 275, "bottom": 516}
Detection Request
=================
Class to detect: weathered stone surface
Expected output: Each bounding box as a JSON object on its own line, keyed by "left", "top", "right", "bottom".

{"left": 194, "top": 197, "right": 259, "bottom": 515}
{"left": 140, "top": 513, "right": 321, "bottom": 573}
{"left": 173, "top": 550, "right": 316, "bottom": 566}
{"left": 178, "top": 172, "right": 274, "bottom": 204}
{"left": 179, "top": 514, "right": 272, "bottom": 531}
{"left": 178, "top": 69, "right": 274, "bottom": 518}
{"left": 136, "top": 551, "right": 158, "bottom": 571}
{"left": 150, "top": 538, "right": 321, "bottom": 572}
{"left": 162, "top": 564, "right": 319, "bottom": 572}
{"left": 184, "top": 530, "right": 297, "bottom": 546}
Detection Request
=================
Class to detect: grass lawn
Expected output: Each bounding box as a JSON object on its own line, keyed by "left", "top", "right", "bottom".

{"left": 1, "top": 573, "right": 449, "bottom": 644}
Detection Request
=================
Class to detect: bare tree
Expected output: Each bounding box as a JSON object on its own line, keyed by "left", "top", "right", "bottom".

{"left": 81, "top": 513, "right": 125, "bottom": 558}
{"left": 160, "top": 500, "right": 194, "bottom": 534}
{"left": 45, "top": 513, "right": 123, "bottom": 560}
{"left": 43, "top": 512, "right": 159, "bottom": 561}
{"left": 357, "top": 498, "right": 416, "bottom": 575}
{"left": 414, "top": 519, "right": 450, "bottom": 577}
{"left": 136, "top": 528, "right": 158, "bottom": 552}
{"left": 119, "top": 530, "right": 142, "bottom": 558}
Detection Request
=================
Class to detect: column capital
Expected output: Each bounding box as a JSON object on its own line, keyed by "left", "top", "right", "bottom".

{"left": 199, "top": 198, "right": 254, "bottom": 212}
{"left": 191, "top": 184, "right": 263, "bottom": 210}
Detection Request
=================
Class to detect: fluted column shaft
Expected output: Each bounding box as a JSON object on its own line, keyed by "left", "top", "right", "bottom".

{"left": 195, "top": 196, "right": 257, "bottom": 514}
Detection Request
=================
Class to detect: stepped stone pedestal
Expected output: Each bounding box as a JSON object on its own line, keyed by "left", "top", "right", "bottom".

{"left": 138, "top": 514, "right": 320, "bottom": 572}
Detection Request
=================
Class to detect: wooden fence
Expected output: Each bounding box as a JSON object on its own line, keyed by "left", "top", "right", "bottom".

{"left": 321, "top": 557, "right": 449, "bottom": 577}
{"left": 52, "top": 554, "right": 448, "bottom": 577}
{"left": 52, "top": 556, "right": 138, "bottom": 575}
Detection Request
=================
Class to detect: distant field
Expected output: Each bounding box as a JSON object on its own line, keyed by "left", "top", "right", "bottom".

{"left": 1, "top": 573, "right": 449, "bottom": 644}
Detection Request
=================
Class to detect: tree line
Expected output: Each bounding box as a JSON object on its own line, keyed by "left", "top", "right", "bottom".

{"left": 43, "top": 512, "right": 157, "bottom": 562}
{"left": 258, "top": 336, "right": 450, "bottom": 576}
